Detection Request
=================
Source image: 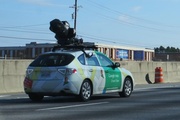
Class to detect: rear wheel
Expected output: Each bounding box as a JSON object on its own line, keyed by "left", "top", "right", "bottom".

{"left": 79, "top": 80, "right": 92, "bottom": 102}
{"left": 119, "top": 77, "right": 132, "bottom": 97}
{"left": 28, "top": 93, "right": 44, "bottom": 102}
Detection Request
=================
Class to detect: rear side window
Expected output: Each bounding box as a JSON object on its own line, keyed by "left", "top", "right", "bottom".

{"left": 29, "top": 53, "right": 75, "bottom": 67}
{"left": 86, "top": 55, "right": 100, "bottom": 66}
{"left": 78, "top": 54, "right": 85, "bottom": 65}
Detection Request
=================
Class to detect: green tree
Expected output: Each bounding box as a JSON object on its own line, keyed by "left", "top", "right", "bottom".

{"left": 159, "top": 46, "right": 165, "bottom": 53}
{"left": 154, "top": 46, "right": 180, "bottom": 53}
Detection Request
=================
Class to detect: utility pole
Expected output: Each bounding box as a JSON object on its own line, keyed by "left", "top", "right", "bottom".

{"left": 70, "top": 0, "right": 82, "bottom": 31}
{"left": 74, "top": 0, "right": 77, "bottom": 30}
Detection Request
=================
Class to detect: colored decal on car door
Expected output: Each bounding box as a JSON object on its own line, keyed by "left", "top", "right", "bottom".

{"left": 95, "top": 51, "right": 122, "bottom": 92}
{"left": 103, "top": 67, "right": 122, "bottom": 90}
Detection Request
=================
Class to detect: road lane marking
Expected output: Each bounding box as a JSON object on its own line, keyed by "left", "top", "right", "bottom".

{"left": 16, "top": 97, "right": 29, "bottom": 99}
{"left": 0, "top": 95, "right": 10, "bottom": 98}
{"left": 36, "top": 102, "right": 109, "bottom": 111}
{"left": 135, "top": 85, "right": 178, "bottom": 91}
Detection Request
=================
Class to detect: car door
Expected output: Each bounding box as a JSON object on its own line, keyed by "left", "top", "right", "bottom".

{"left": 84, "top": 53, "right": 105, "bottom": 93}
{"left": 96, "top": 52, "right": 122, "bottom": 92}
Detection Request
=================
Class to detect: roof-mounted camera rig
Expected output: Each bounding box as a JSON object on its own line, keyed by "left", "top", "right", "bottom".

{"left": 49, "top": 19, "right": 97, "bottom": 57}
{"left": 49, "top": 19, "right": 83, "bottom": 46}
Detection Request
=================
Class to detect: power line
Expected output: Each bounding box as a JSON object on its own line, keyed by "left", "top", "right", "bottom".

{"left": 0, "top": 23, "right": 48, "bottom": 29}
{"left": 0, "top": 1, "right": 178, "bottom": 48}
{"left": 86, "top": 0, "right": 180, "bottom": 28}
{"left": 82, "top": 0, "right": 180, "bottom": 36}
{"left": 0, "top": 35, "right": 54, "bottom": 41}
{"left": 0, "top": 28, "right": 51, "bottom": 34}
{"left": 103, "top": 14, "right": 175, "bottom": 33}
{"left": 77, "top": 33, "right": 152, "bottom": 48}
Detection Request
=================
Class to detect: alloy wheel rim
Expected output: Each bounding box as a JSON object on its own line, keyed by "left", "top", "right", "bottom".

{"left": 125, "top": 80, "right": 132, "bottom": 95}
{"left": 82, "top": 82, "right": 91, "bottom": 99}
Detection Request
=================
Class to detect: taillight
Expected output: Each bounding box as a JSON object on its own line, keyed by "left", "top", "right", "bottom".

{"left": 72, "top": 69, "right": 77, "bottom": 73}
{"left": 66, "top": 68, "right": 77, "bottom": 75}
{"left": 24, "top": 77, "right": 33, "bottom": 88}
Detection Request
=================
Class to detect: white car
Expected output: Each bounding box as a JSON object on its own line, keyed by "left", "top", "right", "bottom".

{"left": 24, "top": 46, "right": 135, "bottom": 102}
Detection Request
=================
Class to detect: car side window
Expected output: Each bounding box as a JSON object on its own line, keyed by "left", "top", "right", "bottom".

{"left": 86, "top": 55, "right": 100, "bottom": 66}
{"left": 78, "top": 54, "right": 85, "bottom": 65}
{"left": 97, "top": 53, "right": 113, "bottom": 67}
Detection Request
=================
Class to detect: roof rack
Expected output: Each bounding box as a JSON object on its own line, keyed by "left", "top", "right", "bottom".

{"left": 52, "top": 42, "right": 98, "bottom": 58}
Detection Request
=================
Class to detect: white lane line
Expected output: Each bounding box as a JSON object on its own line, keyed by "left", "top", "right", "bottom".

{"left": 0, "top": 95, "right": 10, "bottom": 98}
{"left": 16, "top": 97, "right": 29, "bottom": 99}
{"left": 135, "top": 85, "right": 177, "bottom": 91}
{"left": 36, "top": 102, "right": 109, "bottom": 111}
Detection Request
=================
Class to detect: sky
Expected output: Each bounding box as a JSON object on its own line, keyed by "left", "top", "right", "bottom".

{"left": 1, "top": 0, "right": 180, "bottom": 49}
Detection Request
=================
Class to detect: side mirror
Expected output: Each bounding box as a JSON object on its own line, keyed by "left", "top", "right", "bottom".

{"left": 114, "top": 62, "right": 120, "bottom": 67}
{"left": 86, "top": 52, "right": 93, "bottom": 58}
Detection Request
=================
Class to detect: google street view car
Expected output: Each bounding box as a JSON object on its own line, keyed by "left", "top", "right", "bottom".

{"left": 23, "top": 19, "right": 135, "bottom": 102}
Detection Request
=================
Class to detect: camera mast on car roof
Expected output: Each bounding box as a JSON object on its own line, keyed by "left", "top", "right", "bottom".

{"left": 49, "top": 19, "right": 97, "bottom": 57}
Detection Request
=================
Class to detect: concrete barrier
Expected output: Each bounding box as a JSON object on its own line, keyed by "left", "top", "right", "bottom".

{"left": 0, "top": 60, "right": 180, "bottom": 94}
{"left": 0, "top": 60, "right": 32, "bottom": 94}
{"left": 119, "top": 61, "right": 180, "bottom": 84}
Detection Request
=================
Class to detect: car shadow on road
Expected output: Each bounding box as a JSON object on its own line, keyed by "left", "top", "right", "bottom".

{"left": 35, "top": 93, "right": 120, "bottom": 103}
{"left": 0, "top": 93, "right": 121, "bottom": 104}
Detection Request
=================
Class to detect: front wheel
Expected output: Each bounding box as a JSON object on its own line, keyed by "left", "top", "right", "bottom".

{"left": 79, "top": 80, "right": 92, "bottom": 102}
{"left": 119, "top": 77, "right": 132, "bottom": 97}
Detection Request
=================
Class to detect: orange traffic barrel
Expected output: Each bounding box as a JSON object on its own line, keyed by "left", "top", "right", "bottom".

{"left": 155, "top": 67, "right": 164, "bottom": 83}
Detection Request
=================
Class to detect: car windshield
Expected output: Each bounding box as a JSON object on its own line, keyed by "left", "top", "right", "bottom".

{"left": 29, "top": 53, "right": 75, "bottom": 67}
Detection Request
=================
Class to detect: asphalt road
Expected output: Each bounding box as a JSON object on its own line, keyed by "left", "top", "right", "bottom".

{"left": 0, "top": 83, "right": 180, "bottom": 120}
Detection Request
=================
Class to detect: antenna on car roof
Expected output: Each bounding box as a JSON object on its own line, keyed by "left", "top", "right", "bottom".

{"left": 49, "top": 19, "right": 98, "bottom": 57}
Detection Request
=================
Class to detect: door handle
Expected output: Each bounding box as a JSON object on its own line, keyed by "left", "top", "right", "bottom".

{"left": 89, "top": 69, "right": 93, "bottom": 72}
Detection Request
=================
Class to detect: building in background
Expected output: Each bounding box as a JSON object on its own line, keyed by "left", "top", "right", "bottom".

{"left": 0, "top": 42, "right": 154, "bottom": 61}
{"left": 97, "top": 43, "right": 154, "bottom": 61}
{"left": 0, "top": 46, "right": 26, "bottom": 59}
{"left": 0, "top": 42, "right": 55, "bottom": 59}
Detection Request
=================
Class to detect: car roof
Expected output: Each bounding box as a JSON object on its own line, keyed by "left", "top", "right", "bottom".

{"left": 42, "top": 49, "right": 96, "bottom": 57}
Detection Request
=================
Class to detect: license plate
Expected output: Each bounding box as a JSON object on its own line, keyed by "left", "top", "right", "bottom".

{"left": 41, "top": 71, "right": 51, "bottom": 77}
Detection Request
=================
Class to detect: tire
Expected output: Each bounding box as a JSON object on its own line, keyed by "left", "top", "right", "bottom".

{"left": 28, "top": 93, "right": 44, "bottom": 102}
{"left": 119, "top": 77, "right": 132, "bottom": 97}
{"left": 79, "top": 80, "right": 92, "bottom": 102}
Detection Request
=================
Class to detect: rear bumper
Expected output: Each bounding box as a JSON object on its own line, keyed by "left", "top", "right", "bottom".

{"left": 24, "top": 79, "right": 79, "bottom": 96}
